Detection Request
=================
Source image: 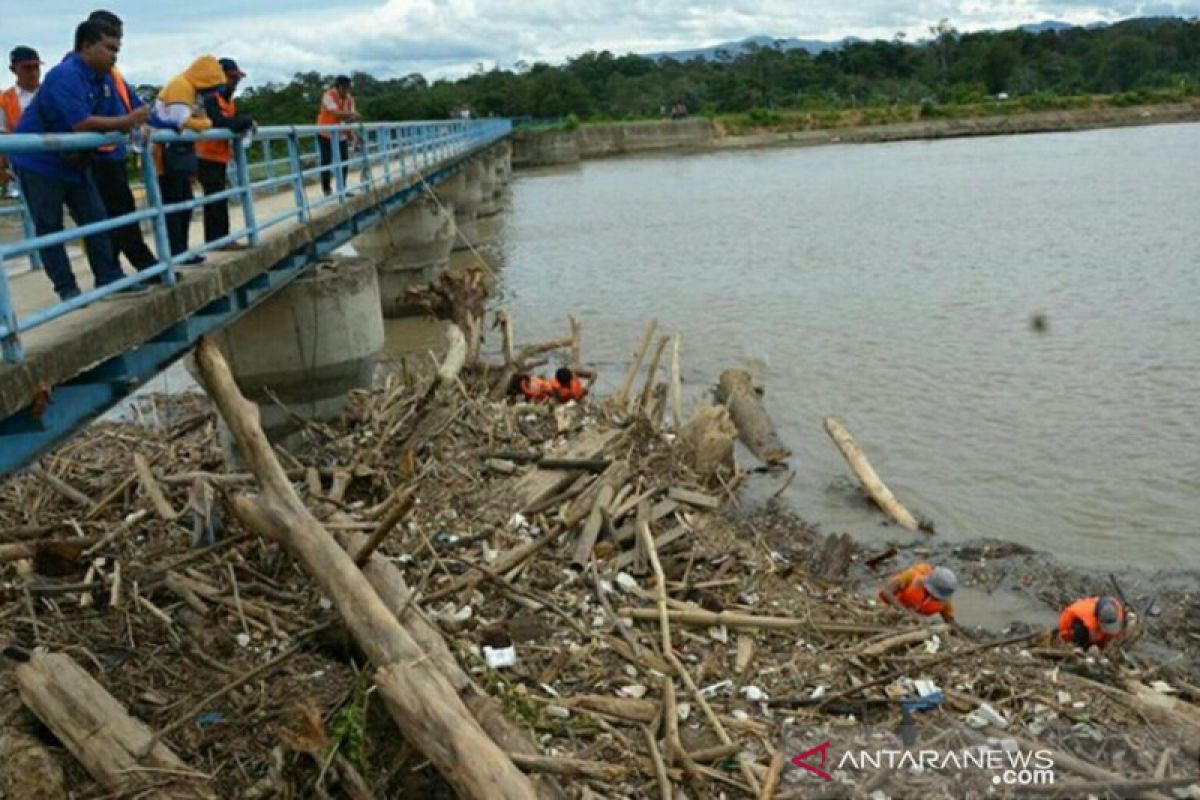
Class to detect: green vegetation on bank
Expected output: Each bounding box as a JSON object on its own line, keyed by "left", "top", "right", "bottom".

{"left": 238, "top": 18, "right": 1200, "bottom": 126}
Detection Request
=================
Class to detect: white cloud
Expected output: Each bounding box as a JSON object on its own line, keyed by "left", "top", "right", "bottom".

{"left": 10, "top": 0, "right": 1200, "bottom": 87}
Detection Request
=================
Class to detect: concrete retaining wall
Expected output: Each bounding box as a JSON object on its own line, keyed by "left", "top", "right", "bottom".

{"left": 512, "top": 119, "right": 714, "bottom": 167}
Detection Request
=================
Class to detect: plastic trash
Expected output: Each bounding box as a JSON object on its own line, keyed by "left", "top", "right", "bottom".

{"left": 483, "top": 645, "right": 517, "bottom": 668}
{"left": 975, "top": 702, "right": 1008, "bottom": 729}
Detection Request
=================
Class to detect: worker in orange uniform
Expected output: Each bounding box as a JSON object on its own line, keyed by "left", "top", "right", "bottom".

{"left": 1, "top": 45, "right": 42, "bottom": 198}
{"left": 316, "top": 75, "right": 358, "bottom": 196}
{"left": 1058, "top": 595, "right": 1124, "bottom": 650}
{"left": 196, "top": 58, "right": 254, "bottom": 248}
{"left": 878, "top": 563, "right": 963, "bottom": 631}
{"left": 517, "top": 367, "right": 590, "bottom": 403}
{"left": 152, "top": 55, "right": 226, "bottom": 263}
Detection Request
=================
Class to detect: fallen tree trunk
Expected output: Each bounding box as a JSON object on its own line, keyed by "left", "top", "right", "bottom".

{"left": 14, "top": 651, "right": 216, "bottom": 799}
{"left": 823, "top": 415, "right": 919, "bottom": 531}
{"left": 332, "top": 528, "right": 566, "bottom": 799}
{"left": 716, "top": 369, "right": 791, "bottom": 465}
{"left": 194, "top": 337, "right": 537, "bottom": 800}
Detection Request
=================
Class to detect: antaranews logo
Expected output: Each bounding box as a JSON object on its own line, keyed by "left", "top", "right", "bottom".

{"left": 791, "top": 740, "right": 1057, "bottom": 788}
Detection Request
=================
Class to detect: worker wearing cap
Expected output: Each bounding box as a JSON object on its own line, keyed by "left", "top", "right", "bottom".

{"left": 1058, "top": 595, "right": 1124, "bottom": 649}
{"left": 315, "top": 75, "right": 358, "bottom": 196}
{"left": 1, "top": 46, "right": 43, "bottom": 197}
{"left": 878, "top": 563, "right": 961, "bottom": 629}
{"left": 196, "top": 58, "right": 254, "bottom": 248}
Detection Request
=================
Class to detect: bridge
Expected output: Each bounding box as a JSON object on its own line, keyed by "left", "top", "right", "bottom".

{"left": 0, "top": 118, "right": 512, "bottom": 477}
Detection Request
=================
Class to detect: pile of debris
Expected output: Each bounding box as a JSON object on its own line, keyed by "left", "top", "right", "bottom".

{"left": 1, "top": 306, "right": 1198, "bottom": 800}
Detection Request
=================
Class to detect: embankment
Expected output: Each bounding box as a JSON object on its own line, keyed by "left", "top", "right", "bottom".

{"left": 512, "top": 101, "right": 1200, "bottom": 167}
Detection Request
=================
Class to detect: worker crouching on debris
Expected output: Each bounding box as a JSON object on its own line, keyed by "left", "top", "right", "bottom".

{"left": 878, "top": 563, "right": 963, "bottom": 632}
{"left": 1059, "top": 595, "right": 1124, "bottom": 649}
{"left": 514, "top": 367, "right": 589, "bottom": 403}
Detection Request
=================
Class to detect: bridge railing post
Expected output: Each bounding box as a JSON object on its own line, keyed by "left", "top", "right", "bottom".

{"left": 233, "top": 133, "right": 260, "bottom": 247}
{"left": 332, "top": 128, "right": 346, "bottom": 198}
{"left": 356, "top": 123, "right": 372, "bottom": 192}
{"left": 286, "top": 128, "right": 309, "bottom": 223}
{"left": 380, "top": 128, "right": 392, "bottom": 185}
{"left": 139, "top": 133, "right": 176, "bottom": 287}
{"left": 261, "top": 138, "right": 275, "bottom": 182}
{"left": 17, "top": 192, "right": 42, "bottom": 271}
{"left": 0, "top": 259, "right": 23, "bottom": 362}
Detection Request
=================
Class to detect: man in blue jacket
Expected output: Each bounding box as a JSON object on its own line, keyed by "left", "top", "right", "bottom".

{"left": 10, "top": 20, "right": 148, "bottom": 301}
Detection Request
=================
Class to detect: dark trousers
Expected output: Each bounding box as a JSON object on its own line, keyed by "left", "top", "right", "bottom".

{"left": 92, "top": 157, "right": 158, "bottom": 271}
{"left": 159, "top": 169, "right": 194, "bottom": 256}
{"left": 16, "top": 166, "right": 122, "bottom": 299}
{"left": 318, "top": 136, "right": 349, "bottom": 195}
{"left": 197, "top": 159, "right": 229, "bottom": 243}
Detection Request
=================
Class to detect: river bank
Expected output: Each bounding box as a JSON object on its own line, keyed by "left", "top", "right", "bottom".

{"left": 512, "top": 100, "right": 1200, "bottom": 166}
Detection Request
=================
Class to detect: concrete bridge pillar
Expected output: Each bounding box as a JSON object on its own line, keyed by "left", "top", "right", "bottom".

{"left": 353, "top": 196, "right": 455, "bottom": 316}
{"left": 437, "top": 160, "right": 488, "bottom": 251}
{"left": 209, "top": 256, "right": 384, "bottom": 456}
{"left": 477, "top": 156, "right": 502, "bottom": 218}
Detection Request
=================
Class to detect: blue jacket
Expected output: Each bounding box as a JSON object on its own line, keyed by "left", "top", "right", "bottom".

{"left": 12, "top": 53, "right": 111, "bottom": 182}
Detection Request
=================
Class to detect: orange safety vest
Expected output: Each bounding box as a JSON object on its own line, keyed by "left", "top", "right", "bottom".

{"left": 552, "top": 377, "right": 586, "bottom": 403}
{"left": 1058, "top": 597, "right": 1123, "bottom": 648}
{"left": 316, "top": 88, "right": 354, "bottom": 139}
{"left": 1, "top": 87, "right": 25, "bottom": 133}
{"left": 878, "top": 563, "right": 948, "bottom": 617}
{"left": 519, "top": 376, "right": 555, "bottom": 402}
{"left": 98, "top": 68, "right": 135, "bottom": 154}
{"left": 196, "top": 93, "right": 236, "bottom": 163}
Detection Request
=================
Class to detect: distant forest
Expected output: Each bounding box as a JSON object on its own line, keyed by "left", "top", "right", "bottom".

{"left": 238, "top": 17, "right": 1200, "bottom": 124}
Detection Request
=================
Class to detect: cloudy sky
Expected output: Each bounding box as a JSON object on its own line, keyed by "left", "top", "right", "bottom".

{"left": 12, "top": 0, "right": 1200, "bottom": 86}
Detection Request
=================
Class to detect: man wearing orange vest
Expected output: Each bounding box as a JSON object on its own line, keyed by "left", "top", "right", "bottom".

{"left": 1058, "top": 595, "right": 1124, "bottom": 650}
{"left": 516, "top": 367, "right": 590, "bottom": 403}
{"left": 196, "top": 58, "right": 254, "bottom": 248}
{"left": 878, "top": 563, "right": 961, "bottom": 630}
{"left": 0, "top": 46, "right": 42, "bottom": 198}
{"left": 87, "top": 11, "right": 160, "bottom": 275}
{"left": 316, "top": 75, "right": 358, "bottom": 196}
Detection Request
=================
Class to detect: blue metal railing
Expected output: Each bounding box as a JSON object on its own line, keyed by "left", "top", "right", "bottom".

{"left": 0, "top": 118, "right": 510, "bottom": 362}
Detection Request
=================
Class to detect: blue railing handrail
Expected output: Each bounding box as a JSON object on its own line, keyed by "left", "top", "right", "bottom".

{"left": 0, "top": 118, "right": 511, "bottom": 362}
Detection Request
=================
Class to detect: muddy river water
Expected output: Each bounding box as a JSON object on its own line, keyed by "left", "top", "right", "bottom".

{"left": 483, "top": 122, "right": 1200, "bottom": 575}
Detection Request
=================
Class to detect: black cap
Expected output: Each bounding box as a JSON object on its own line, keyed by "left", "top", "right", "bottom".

{"left": 219, "top": 58, "right": 246, "bottom": 77}
{"left": 335, "top": 74, "right": 351, "bottom": 86}
{"left": 10, "top": 46, "right": 41, "bottom": 66}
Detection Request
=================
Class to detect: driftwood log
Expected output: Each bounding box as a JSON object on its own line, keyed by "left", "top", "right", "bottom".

{"left": 14, "top": 651, "right": 216, "bottom": 799}
{"left": 823, "top": 415, "right": 920, "bottom": 531}
{"left": 716, "top": 369, "right": 791, "bottom": 465}
{"left": 194, "top": 337, "right": 537, "bottom": 800}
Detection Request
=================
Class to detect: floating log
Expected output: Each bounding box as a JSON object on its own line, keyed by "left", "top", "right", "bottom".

{"left": 716, "top": 369, "right": 791, "bottom": 465}
{"left": 14, "top": 651, "right": 216, "bottom": 799}
{"left": 195, "top": 337, "right": 536, "bottom": 800}
{"left": 823, "top": 416, "right": 919, "bottom": 531}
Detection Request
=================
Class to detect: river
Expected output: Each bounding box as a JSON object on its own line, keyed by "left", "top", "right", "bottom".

{"left": 482, "top": 122, "right": 1200, "bottom": 572}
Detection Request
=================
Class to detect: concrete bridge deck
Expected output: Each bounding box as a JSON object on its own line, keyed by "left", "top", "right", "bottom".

{"left": 0, "top": 123, "right": 509, "bottom": 475}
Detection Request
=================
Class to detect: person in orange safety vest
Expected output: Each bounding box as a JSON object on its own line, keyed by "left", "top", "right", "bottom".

{"left": 196, "top": 58, "right": 254, "bottom": 248}
{"left": 516, "top": 367, "right": 589, "bottom": 404}
{"left": 1, "top": 45, "right": 42, "bottom": 197}
{"left": 878, "top": 563, "right": 963, "bottom": 632}
{"left": 1058, "top": 595, "right": 1124, "bottom": 649}
{"left": 316, "top": 75, "right": 358, "bottom": 196}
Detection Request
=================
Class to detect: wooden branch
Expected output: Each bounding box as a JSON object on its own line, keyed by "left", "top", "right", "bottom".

{"left": 30, "top": 464, "right": 96, "bottom": 509}
{"left": 859, "top": 627, "right": 944, "bottom": 657}
{"left": 618, "top": 607, "right": 896, "bottom": 635}
{"left": 643, "top": 725, "right": 673, "bottom": 800}
{"left": 134, "top": 453, "right": 178, "bottom": 521}
{"left": 570, "top": 485, "right": 613, "bottom": 569}
{"left": 716, "top": 369, "right": 791, "bottom": 465}
{"left": 498, "top": 310, "right": 516, "bottom": 366}
{"left": 669, "top": 335, "right": 683, "bottom": 430}
{"left": 667, "top": 487, "right": 720, "bottom": 510}
{"left": 760, "top": 752, "right": 785, "bottom": 799}
{"left": 353, "top": 487, "right": 416, "bottom": 566}
{"left": 194, "top": 337, "right": 536, "bottom": 800}
{"left": 568, "top": 315, "right": 582, "bottom": 371}
{"left": 823, "top": 416, "right": 919, "bottom": 531}
{"left": 508, "top": 753, "right": 628, "bottom": 782}
{"left": 638, "top": 335, "right": 670, "bottom": 414}
{"left": 15, "top": 651, "right": 216, "bottom": 798}
{"left": 615, "top": 320, "right": 657, "bottom": 408}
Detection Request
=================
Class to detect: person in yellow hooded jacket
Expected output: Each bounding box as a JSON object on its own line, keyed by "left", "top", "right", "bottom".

{"left": 151, "top": 55, "right": 224, "bottom": 263}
